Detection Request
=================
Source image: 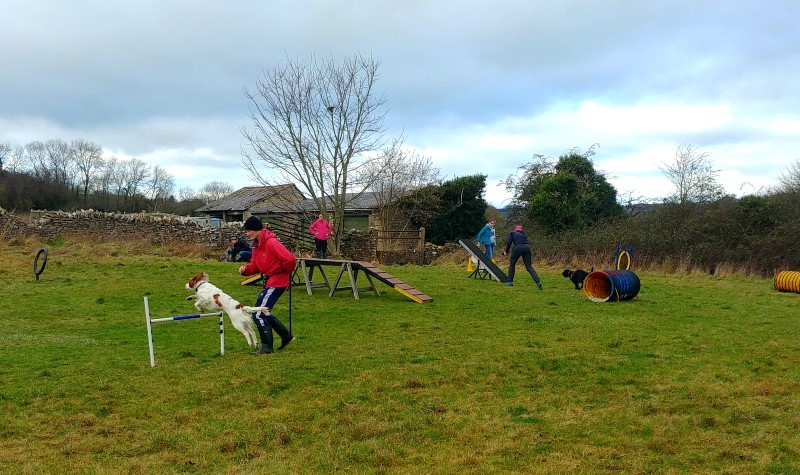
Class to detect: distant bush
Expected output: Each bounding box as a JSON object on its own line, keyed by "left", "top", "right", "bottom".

{"left": 531, "top": 191, "right": 800, "bottom": 277}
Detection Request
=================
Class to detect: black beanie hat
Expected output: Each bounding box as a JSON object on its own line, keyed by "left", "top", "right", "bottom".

{"left": 243, "top": 216, "right": 263, "bottom": 231}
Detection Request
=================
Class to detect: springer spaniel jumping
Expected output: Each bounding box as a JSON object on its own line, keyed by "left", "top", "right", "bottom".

{"left": 185, "top": 272, "right": 266, "bottom": 349}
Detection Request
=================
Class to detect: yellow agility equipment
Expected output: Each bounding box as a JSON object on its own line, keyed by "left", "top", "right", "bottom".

{"left": 775, "top": 271, "right": 800, "bottom": 293}
{"left": 394, "top": 286, "right": 426, "bottom": 304}
{"left": 615, "top": 245, "right": 633, "bottom": 271}
{"left": 240, "top": 274, "right": 263, "bottom": 286}
{"left": 616, "top": 251, "right": 631, "bottom": 271}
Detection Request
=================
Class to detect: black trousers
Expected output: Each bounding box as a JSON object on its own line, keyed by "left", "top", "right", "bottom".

{"left": 314, "top": 238, "right": 328, "bottom": 257}
{"left": 508, "top": 244, "right": 541, "bottom": 283}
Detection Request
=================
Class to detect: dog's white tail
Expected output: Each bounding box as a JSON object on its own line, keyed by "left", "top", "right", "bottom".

{"left": 242, "top": 306, "right": 270, "bottom": 314}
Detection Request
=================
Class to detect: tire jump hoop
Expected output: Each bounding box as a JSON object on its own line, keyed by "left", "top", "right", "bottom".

{"left": 144, "top": 296, "right": 224, "bottom": 367}
{"left": 34, "top": 248, "right": 48, "bottom": 281}
{"left": 615, "top": 245, "right": 633, "bottom": 271}
{"left": 583, "top": 269, "right": 641, "bottom": 302}
{"left": 774, "top": 271, "right": 800, "bottom": 293}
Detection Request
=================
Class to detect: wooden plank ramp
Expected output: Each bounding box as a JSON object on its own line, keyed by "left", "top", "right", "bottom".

{"left": 355, "top": 261, "right": 433, "bottom": 303}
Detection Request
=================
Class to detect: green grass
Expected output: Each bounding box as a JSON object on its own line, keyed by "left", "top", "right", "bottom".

{"left": 1, "top": 239, "right": 799, "bottom": 474}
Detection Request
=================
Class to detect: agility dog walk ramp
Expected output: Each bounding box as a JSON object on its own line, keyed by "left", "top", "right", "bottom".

{"left": 293, "top": 258, "right": 432, "bottom": 303}
{"left": 356, "top": 261, "right": 433, "bottom": 304}
{"left": 458, "top": 239, "right": 509, "bottom": 283}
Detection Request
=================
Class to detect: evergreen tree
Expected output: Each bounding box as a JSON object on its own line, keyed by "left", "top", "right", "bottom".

{"left": 506, "top": 147, "right": 624, "bottom": 233}
{"left": 401, "top": 174, "right": 488, "bottom": 245}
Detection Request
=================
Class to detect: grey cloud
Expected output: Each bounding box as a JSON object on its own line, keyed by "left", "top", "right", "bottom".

{"left": 3, "top": 0, "right": 800, "bottom": 204}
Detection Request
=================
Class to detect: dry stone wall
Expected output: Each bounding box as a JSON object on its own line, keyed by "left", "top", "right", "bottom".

{"left": 340, "top": 228, "right": 377, "bottom": 261}
{"left": 0, "top": 208, "right": 239, "bottom": 249}
{"left": 0, "top": 208, "right": 37, "bottom": 240}
{"left": 0, "top": 208, "right": 382, "bottom": 259}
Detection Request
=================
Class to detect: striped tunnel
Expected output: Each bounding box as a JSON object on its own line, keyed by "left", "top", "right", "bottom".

{"left": 774, "top": 271, "right": 800, "bottom": 293}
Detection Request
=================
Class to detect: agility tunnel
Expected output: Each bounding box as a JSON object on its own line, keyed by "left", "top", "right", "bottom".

{"left": 583, "top": 269, "right": 641, "bottom": 302}
{"left": 774, "top": 271, "right": 800, "bottom": 293}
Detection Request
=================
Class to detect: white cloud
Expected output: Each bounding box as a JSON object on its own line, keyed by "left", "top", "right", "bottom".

{"left": 770, "top": 118, "right": 800, "bottom": 135}
{"left": 574, "top": 102, "right": 733, "bottom": 135}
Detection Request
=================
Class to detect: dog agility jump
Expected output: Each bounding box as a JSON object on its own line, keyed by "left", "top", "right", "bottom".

{"left": 144, "top": 295, "right": 225, "bottom": 367}
{"left": 615, "top": 245, "right": 634, "bottom": 271}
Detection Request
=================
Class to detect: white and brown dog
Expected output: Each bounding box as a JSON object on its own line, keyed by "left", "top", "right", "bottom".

{"left": 185, "top": 272, "right": 266, "bottom": 349}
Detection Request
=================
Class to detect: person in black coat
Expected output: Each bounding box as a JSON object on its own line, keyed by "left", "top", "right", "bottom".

{"left": 226, "top": 235, "right": 252, "bottom": 262}
{"left": 502, "top": 225, "right": 542, "bottom": 290}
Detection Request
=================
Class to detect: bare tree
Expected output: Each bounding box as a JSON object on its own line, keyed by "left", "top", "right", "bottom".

{"left": 146, "top": 165, "right": 176, "bottom": 211}
{"left": 178, "top": 186, "right": 196, "bottom": 202}
{"left": 198, "top": 181, "right": 234, "bottom": 204}
{"left": 71, "top": 139, "right": 104, "bottom": 208}
{"left": 778, "top": 158, "right": 800, "bottom": 193}
{"left": 659, "top": 144, "right": 725, "bottom": 204}
{"left": 241, "top": 53, "right": 388, "bottom": 253}
{"left": 8, "top": 146, "right": 25, "bottom": 174}
{"left": 44, "top": 139, "right": 73, "bottom": 189}
{"left": 0, "top": 142, "right": 11, "bottom": 175}
{"left": 359, "top": 137, "right": 440, "bottom": 229}
{"left": 24, "top": 141, "right": 49, "bottom": 179}
{"left": 617, "top": 190, "right": 652, "bottom": 217}
{"left": 97, "top": 156, "right": 121, "bottom": 209}
{"left": 119, "top": 158, "right": 151, "bottom": 210}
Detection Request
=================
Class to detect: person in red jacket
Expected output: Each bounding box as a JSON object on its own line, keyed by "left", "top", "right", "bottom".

{"left": 309, "top": 213, "right": 333, "bottom": 259}
{"left": 239, "top": 216, "right": 296, "bottom": 354}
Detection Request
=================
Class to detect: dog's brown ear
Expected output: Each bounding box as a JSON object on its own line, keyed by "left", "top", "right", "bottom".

{"left": 188, "top": 271, "right": 206, "bottom": 287}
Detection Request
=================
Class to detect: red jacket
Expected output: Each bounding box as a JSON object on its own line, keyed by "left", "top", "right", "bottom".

{"left": 241, "top": 229, "right": 297, "bottom": 288}
{"left": 309, "top": 218, "right": 333, "bottom": 240}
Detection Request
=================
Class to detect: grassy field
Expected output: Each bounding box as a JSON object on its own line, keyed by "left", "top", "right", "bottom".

{"left": 1, "top": 238, "right": 799, "bottom": 474}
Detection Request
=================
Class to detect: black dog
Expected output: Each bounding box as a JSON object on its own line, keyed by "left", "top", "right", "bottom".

{"left": 562, "top": 268, "right": 593, "bottom": 290}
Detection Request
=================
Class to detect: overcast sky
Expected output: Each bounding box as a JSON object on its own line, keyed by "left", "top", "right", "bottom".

{"left": 3, "top": 0, "right": 799, "bottom": 206}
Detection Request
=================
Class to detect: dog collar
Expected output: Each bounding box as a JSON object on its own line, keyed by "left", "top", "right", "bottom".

{"left": 196, "top": 281, "right": 207, "bottom": 290}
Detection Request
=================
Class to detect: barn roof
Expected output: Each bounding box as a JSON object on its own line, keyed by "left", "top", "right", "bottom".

{"left": 194, "top": 184, "right": 303, "bottom": 212}
{"left": 251, "top": 192, "right": 383, "bottom": 214}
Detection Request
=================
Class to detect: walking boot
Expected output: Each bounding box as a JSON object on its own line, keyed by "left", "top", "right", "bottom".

{"left": 252, "top": 324, "right": 274, "bottom": 355}
{"left": 272, "top": 318, "right": 294, "bottom": 350}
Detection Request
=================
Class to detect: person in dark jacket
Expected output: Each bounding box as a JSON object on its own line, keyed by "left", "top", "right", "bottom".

{"left": 502, "top": 224, "right": 543, "bottom": 290}
{"left": 239, "top": 216, "right": 296, "bottom": 354}
{"left": 226, "top": 235, "right": 251, "bottom": 262}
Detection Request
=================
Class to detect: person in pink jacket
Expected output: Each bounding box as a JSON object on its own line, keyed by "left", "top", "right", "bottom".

{"left": 309, "top": 213, "right": 333, "bottom": 259}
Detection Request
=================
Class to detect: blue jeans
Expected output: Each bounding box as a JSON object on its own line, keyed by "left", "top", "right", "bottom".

{"left": 483, "top": 243, "right": 495, "bottom": 260}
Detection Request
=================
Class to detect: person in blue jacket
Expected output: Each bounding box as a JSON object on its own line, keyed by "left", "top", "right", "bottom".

{"left": 476, "top": 219, "right": 496, "bottom": 259}
{"left": 502, "top": 224, "right": 543, "bottom": 290}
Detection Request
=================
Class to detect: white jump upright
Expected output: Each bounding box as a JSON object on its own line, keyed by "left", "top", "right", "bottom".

{"left": 144, "top": 295, "right": 225, "bottom": 367}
